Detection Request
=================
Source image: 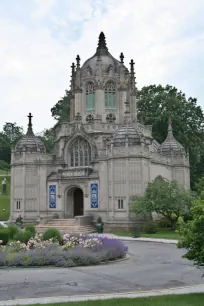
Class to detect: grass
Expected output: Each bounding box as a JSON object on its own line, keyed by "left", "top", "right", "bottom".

{"left": 21, "top": 294, "right": 204, "bottom": 306}
{"left": 0, "top": 175, "right": 10, "bottom": 221}
{"left": 113, "top": 228, "right": 180, "bottom": 240}
{"left": 0, "top": 169, "right": 10, "bottom": 175}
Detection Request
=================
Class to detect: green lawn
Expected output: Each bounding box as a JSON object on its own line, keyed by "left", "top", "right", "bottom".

{"left": 21, "top": 294, "right": 204, "bottom": 306}
{"left": 0, "top": 175, "right": 10, "bottom": 221}
{"left": 113, "top": 228, "right": 180, "bottom": 240}
{"left": 0, "top": 169, "right": 10, "bottom": 175}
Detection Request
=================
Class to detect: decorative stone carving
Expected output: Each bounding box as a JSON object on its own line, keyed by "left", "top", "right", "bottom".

{"left": 86, "top": 114, "right": 94, "bottom": 123}
{"left": 106, "top": 113, "right": 116, "bottom": 123}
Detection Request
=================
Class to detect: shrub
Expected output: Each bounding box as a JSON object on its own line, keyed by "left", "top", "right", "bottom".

{"left": 14, "top": 230, "right": 32, "bottom": 244}
{"left": 7, "top": 224, "right": 18, "bottom": 239}
{"left": 143, "top": 222, "right": 157, "bottom": 234}
{"left": 25, "top": 225, "right": 36, "bottom": 237}
{"left": 157, "top": 217, "right": 171, "bottom": 228}
{"left": 42, "top": 228, "right": 61, "bottom": 242}
{"left": 0, "top": 229, "right": 9, "bottom": 245}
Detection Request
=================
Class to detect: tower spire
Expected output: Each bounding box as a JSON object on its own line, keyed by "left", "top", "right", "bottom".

{"left": 96, "top": 32, "right": 108, "bottom": 55}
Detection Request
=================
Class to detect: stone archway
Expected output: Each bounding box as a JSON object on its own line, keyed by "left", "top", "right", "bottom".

{"left": 65, "top": 186, "right": 84, "bottom": 218}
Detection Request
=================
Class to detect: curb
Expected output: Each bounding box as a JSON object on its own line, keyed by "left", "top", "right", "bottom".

{"left": 119, "top": 237, "right": 178, "bottom": 244}
{"left": 0, "top": 284, "right": 204, "bottom": 305}
{"left": 0, "top": 254, "right": 129, "bottom": 270}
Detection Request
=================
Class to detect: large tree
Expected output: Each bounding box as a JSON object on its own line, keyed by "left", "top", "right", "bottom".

{"left": 37, "top": 127, "right": 56, "bottom": 153}
{"left": 51, "top": 90, "right": 71, "bottom": 122}
{"left": 0, "top": 123, "right": 24, "bottom": 165}
{"left": 131, "top": 179, "right": 192, "bottom": 230}
{"left": 137, "top": 85, "right": 204, "bottom": 188}
{"left": 178, "top": 196, "right": 204, "bottom": 270}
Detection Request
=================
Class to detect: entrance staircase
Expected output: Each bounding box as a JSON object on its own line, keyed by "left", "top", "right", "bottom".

{"left": 36, "top": 219, "right": 96, "bottom": 235}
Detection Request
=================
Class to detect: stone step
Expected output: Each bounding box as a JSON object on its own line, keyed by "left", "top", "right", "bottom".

{"left": 46, "top": 220, "right": 76, "bottom": 226}
{"left": 36, "top": 224, "right": 96, "bottom": 234}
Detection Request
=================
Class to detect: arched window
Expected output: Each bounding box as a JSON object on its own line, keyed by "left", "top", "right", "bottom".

{"left": 105, "top": 82, "right": 116, "bottom": 109}
{"left": 69, "top": 137, "right": 91, "bottom": 167}
{"left": 86, "top": 83, "right": 95, "bottom": 110}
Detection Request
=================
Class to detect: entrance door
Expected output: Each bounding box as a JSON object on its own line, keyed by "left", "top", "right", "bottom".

{"left": 73, "top": 188, "right": 84, "bottom": 216}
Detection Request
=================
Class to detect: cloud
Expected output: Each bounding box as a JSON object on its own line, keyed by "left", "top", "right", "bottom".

{"left": 31, "top": 0, "right": 56, "bottom": 19}
{"left": 0, "top": 0, "right": 204, "bottom": 133}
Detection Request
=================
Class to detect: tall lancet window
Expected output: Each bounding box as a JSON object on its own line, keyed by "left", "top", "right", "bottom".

{"left": 105, "top": 82, "right": 116, "bottom": 109}
{"left": 86, "top": 82, "right": 95, "bottom": 110}
{"left": 69, "top": 137, "right": 91, "bottom": 167}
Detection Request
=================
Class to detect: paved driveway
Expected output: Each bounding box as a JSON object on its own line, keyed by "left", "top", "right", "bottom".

{"left": 0, "top": 241, "right": 203, "bottom": 301}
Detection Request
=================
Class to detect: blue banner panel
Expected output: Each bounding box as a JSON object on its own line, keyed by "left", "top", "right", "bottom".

{"left": 49, "top": 185, "right": 56, "bottom": 208}
{"left": 91, "top": 183, "right": 98, "bottom": 208}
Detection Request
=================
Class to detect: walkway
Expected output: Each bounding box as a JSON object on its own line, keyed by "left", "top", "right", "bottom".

{"left": 0, "top": 241, "right": 203, "bottom": 304}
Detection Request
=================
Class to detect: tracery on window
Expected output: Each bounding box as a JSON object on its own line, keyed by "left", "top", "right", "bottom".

{"left": 105, "top": 82, "right": 116, "bottom": 109}
{"left": 69, "top": 137, "right": 91, "bottom": 167}
{"left": 86, "top": 82, "right": 95, "bottom": 110}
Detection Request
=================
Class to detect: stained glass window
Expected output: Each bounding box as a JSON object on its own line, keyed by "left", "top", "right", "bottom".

{"left": 69, "top": 137, "right": 91, "bottom": 167}
{"left": 105, "top": 82, "right": 116, "bottom": 109}
{"left": 86, "top": 83, "right": 95, "bottom": 110}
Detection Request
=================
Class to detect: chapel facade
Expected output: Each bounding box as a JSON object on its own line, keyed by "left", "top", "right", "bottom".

{"left": 9, "top": 32, "right": 190, "bottom": 229}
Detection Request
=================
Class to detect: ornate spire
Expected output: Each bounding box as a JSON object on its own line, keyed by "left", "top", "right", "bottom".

{"left": 71, "top": 62, "right": 76, "bottom": 75}
{"left": 130, "top": 59, "right": 135, "bottom": 73}
{"left": 76, "top": 55, "right": 80, "bottom": 69}
{"left": 130, "top": 59, "right": 136, "bottom": 90}
{"left": 96, "top": 32, "right": 109, "bottom": 55}
{"left": 26, "top": 113, "right": 34, "bottom": 136}
{"left": 120, "top": 52, "right": 124, "bottom": 64}
{"left": 70, "top": 62, "right": 76, "bottom": 89}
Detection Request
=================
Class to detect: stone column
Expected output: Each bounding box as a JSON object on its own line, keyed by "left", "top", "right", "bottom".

{"left": 125, "top": 139, "right": 130, "bottom": 218}
{"left": 22, "top": 151, "right": 26, "bottom": 218}
{"left": 95, "top": 85, "right": 104, "bottom": 119}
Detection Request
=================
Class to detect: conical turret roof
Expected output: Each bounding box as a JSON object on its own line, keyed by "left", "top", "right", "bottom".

{"left": 158, "top": 119, "right": 184, "bottom": 154}
{"left": 15, "top": 113, "right": 45, "bottom": 153}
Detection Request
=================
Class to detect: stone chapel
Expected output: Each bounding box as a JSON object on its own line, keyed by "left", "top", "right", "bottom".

{"left": 9, "top": 32, "right": 190, "bottom": 230}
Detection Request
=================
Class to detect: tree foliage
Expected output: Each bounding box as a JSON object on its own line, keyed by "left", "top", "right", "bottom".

{"left": 51, "top": 90, "right": 71, "bottom": 122}
{"left": 0, "top": 122, "right": 24, "bottom": 165}
{"left": 37, "top": 127, "right": 56, "bottom": 153}
{"left": 178, "top": 197, "right": 204, "bottom": 270}
{"left": 137, "top": 85, "right": 204, "bottom": 188}
{"left": 131, "top": 179, "right": 192, "bottom": 230}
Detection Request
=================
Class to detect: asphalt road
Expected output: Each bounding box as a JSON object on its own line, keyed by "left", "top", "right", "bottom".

{"left": 0, "top": 241, "right": 203, "bottom": 301}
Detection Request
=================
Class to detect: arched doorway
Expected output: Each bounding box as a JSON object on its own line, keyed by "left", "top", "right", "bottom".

{"left": 65, "top": 187, "right": 84, "bottom": 218}
{"left": 73, "top": 188, "right": 83, "bottom": 216}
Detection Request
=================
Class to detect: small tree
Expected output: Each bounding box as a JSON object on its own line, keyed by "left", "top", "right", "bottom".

{"left": 178, "top": 196, "right": 204, "bottom": 270}
{"left": 131, "top": 179, "right": 191, "bottom": 230}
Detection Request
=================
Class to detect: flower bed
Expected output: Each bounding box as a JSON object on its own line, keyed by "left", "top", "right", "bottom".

{"left": 0, "top": 233, "right": 128, "bottom": 267}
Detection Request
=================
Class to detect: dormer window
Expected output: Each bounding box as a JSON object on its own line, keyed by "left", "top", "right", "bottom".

{"left": 86, "top": 82, "right": 95, "bottom": 110}
{"left": 105, "top": 82, "right": 116, "bottom": 109}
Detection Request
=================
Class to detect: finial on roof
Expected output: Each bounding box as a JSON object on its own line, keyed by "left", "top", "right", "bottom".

{"left": 76, "top": 55, "right": 80, "bottom": 68}
{"left": 96, "top": 32, "right": 108, "bottom": 55}
{"left": 71, "top": 62, "right": 75, "bottom": 73}
{"left": 130, "top": 59, "right": 135, "bottom": 73}
{"left": 26, "top": 113, "right": 34, "bottom": 136}
{"left": 120, "top": 52, "right": 124, "bottom": 64}
{"left": 168, "top": 118, "right": 173, "bottom": 133}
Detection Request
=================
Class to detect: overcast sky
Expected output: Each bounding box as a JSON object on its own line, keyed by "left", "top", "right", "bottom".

{"left": 0, "top": 0, "right": 204, "bottom": 134}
